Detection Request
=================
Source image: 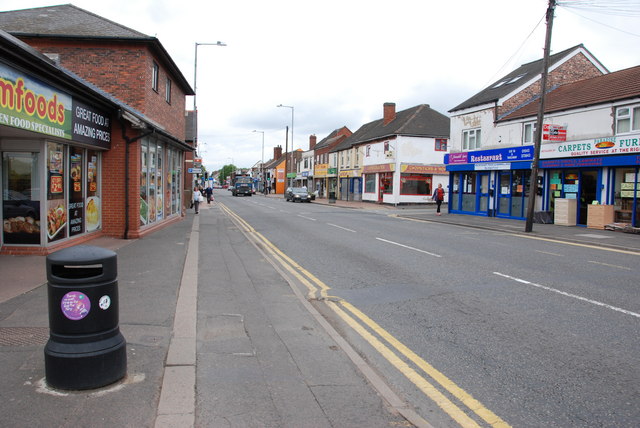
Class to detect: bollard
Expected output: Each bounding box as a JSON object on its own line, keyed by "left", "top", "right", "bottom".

{"left": 44, "top": 245, "right": 126, "bottom": 390}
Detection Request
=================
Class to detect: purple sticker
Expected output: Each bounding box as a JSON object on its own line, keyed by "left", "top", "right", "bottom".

{"left": 61, "top": 291, "right": 91, "bottom": 320}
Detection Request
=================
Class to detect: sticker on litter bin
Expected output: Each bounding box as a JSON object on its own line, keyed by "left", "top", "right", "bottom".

{"left": 61, "top": 291, "right": 91, "bottom": 320}
{"left": 99, "top": 295, "right": 111, "bottom": 310}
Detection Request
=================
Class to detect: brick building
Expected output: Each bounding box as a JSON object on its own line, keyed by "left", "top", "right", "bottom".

{"left": 0, "top": 5, "right": 194, "bottom": 254}
{"left": 445, "top": 44, "right": 608, "bottom": 219}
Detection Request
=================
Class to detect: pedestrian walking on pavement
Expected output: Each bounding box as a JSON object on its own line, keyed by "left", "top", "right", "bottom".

{"left": 205, "top": 186, "right": 213, "bottom": 204}
{"left": 432, "top": 183, "right": 445, "bottom": 215}
{"left": 192, "top": 186, "right": 202, "bottom": 214}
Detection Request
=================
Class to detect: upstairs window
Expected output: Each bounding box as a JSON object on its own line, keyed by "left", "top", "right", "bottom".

{"left": 463, "top": 129, "right": 482, "bottom": 150}
{"left": 152, "top": 61, "right": 159, "bottom": 92}
{"left": 366, "top": 145, "right": 371, "bottom": 157}
{"left": 523, "top": 122, "right": 536, "bottom": 144}
{"left": 165, "top": 78, "right": 172, "bottom": 104}
{"left": 435, "top": 139, "right": 447, "bottom": 151}
{"left": 616, "top": 105, "right": 640, "bottom": 134}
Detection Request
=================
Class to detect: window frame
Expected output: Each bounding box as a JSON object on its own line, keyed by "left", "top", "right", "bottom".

{"left": 165, "top": 77, "right": 172, "bottom": 104}
{"left": 435, "top": 138, "right": 447, "bottom": 151}
{"left": 616, "top": 104, "right": 640, "bottom": 134}
{"left": 152, "top": 61, "right": 159, "bottom": 92}
{"left": 523, "top": 122, "right": 536, "bottom": 144}
{"left": 462, "top": 128, "right": 482, "bottom": 150}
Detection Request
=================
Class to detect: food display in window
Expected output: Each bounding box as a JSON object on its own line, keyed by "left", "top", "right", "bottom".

{"left": 3, "top": 216, "right": 40, "bottom": 234}
{"left": 47, "top": 203, "right": 67, "bottom": 239}
{"left": 86, "top": 196, "right": 100, "bottom": 231}
{"left": 140, "top": 197, "right": 148, "bottom": 225}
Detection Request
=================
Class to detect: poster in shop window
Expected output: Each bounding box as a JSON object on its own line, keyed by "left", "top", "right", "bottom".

{"left": 47, "top": 142, "right": 67, "bottom": 242}
{"left": 68, "top": 149, "right": 84, "bottom": 236}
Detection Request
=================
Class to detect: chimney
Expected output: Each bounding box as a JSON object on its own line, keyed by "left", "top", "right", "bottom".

{"left": 309, "top": 134, "right": 317, "bottom": 150}
{"left": 274, "top": 145, "right": 282, "bottom": 159}
{"left": 383, "top": 102, "right": 396, "bottom": 125}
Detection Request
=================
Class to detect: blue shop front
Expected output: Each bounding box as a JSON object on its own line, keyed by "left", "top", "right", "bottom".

{"left": 446, "top": 136, "right": 640, "bottom": 227}
{"left": 445, "top": 146, "right": 534, "bottom": 219}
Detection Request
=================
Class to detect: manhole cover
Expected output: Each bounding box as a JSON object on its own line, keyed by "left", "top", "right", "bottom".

{"left": 0, "top": 327, "right": 49, "bottom": 346}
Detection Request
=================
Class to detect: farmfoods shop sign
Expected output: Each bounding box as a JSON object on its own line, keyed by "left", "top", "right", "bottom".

{"left": 0, "top": 63, "right": 111, "bottom": 149}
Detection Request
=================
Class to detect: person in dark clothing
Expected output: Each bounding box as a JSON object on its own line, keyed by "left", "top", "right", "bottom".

{"left": 432, "top": 183, "right": 445, "bottom": 215}
{"left": 205, "top": 186, "right": 213, "bottom": 204}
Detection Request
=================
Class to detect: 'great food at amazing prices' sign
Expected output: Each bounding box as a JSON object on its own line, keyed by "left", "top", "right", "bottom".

{"left": 0, "top": 63, "right": 111, "bottom": 149}
{"left": 540, "top": 134, "right": 640, "bottom": 159}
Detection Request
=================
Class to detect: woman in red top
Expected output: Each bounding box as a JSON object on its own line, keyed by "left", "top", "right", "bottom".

{"left": 432, "top": 183, "right": 445, "bottom": 215}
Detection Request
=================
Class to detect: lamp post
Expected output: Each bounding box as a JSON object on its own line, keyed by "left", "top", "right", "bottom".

{"left": 277, "top": 104, "right": 294, "bottom": 187}
{"left": 193, "top": 41, "right": 226, "bottom": 155}
{"left": 253, "top": 130, "right": 265, "bottom": 193}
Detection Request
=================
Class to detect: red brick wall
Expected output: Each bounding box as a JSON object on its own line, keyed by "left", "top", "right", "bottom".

{"left": 498, "top": 53, "right": 604, "bottom": 117}
{"left": 101, "top": 122, "right": 127, "bottom": 238}
{"left": 22, "top": 38, "right": 187, "bottom": 140}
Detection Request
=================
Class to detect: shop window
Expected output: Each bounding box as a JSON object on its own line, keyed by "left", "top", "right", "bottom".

{"left": 2, "top": 152, "right": 41, "bottom": 245}
{"left": 463, "top": 129, "right": 481, "bottom": 150}
{"left": 364, "top": 174, "right": 376, "bottom": 193}
{"left": 68, "top": 148, "right": 84, "bottom": 237}
{"left": 46, "top": 142, "right": 66, "bottom": 243}
{"left": 380, "top": 173, "right": 393, "bottom": 194}
{"left": 86, "top": 150, "right": 100, "bottom": 232}
{"left": 400, "top": 174, "right": 432, "bottom": 195}
{"left": 435, "top": 139, "right": 447, "bottom": 151}
{"left": 523, "top": 122, "right": 536, "bottom": 144}
{"left": 140, "top": 141, "right": 149, "bottom": 226}
{"left": 616, "top": 105, "right": 640, "bottom": 134}
{"left": 152, "top": 61, "right": 159, "bottom": 92}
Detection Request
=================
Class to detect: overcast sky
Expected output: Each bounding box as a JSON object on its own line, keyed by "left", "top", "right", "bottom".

{"left": 2, "top": 0, "right": 640, "bottom": 171}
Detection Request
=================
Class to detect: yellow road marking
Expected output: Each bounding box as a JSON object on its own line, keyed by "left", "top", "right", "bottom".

{"left": 220, "top": 203, "right": 511, "bottom": 427}
{"left": 340, "top": 301, "right": 511, "bottom": 428}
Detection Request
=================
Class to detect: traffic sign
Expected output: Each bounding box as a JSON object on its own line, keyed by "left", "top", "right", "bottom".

{"left": 188, "top": 168, "right": 202, "bottom": 174}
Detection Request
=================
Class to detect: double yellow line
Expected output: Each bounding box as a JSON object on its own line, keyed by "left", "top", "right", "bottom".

{"left": 220, "top": 203, "right": 511, "bottom": 428}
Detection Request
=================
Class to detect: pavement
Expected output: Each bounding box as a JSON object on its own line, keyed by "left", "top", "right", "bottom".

{"left": 0, "top": 194, "right": 638, "bottom": 427}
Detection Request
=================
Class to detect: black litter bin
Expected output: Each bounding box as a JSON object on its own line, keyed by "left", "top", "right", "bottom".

{"left": 329, "top": 191, "right": 336, "bottom": 204}
{"left": 44, "top": 245, "right": 126, "bottom": 390}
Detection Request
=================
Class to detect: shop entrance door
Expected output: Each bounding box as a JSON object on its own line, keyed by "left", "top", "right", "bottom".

{"left": 2, "top": 152, "right": 41, "bottom": 245}
{"left": 478, "top": 172, "right": 490, "bottom": 215}
{"left": 578, "top": 170, "right": 599, "bottom": 225}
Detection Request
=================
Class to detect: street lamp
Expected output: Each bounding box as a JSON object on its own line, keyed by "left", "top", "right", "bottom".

{"left": 253, "top": 130, "right": 265, "bottom": 193}
{"left": 193, "top": 41, "right": 226, "bottom": 155}
{"left": 277, "top": 104, "right": 294, "bottom": 187}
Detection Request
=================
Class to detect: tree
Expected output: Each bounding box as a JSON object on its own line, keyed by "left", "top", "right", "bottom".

{"left": 219, "top": 164, "right": 236, "bottom": 185}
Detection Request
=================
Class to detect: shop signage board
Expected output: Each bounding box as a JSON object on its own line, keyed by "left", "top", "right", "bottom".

{"left": 445, "top": 145, "right": 534, "bottom": 165}
{"left": 543, "top": 124, "right": 567, "bottom": 142}
{"left": 540, "top": 133, "right": 640, "bottom": 159}
{"left": 0, "top": 62, "right": 111, "bottom": 149}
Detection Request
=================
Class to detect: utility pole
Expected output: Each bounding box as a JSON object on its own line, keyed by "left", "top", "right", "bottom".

{"left": 525, "top": 0, "right": 556, "bottom": 233}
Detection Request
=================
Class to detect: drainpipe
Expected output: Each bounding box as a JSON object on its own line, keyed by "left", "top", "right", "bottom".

{"left": 118, "top": 110, "right": 155, "bottom": 239}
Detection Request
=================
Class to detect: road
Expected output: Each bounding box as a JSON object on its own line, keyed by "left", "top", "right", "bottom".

{"left": 215, "top": 189, "right": 640, "bottom": 428}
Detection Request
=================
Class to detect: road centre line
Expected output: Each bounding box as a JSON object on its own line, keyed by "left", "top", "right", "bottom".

{"left": 376, "top": 237, "right": 442, "bottom": 258}
{"left": 327, "top": 223, "right": 356, "bottom": 233}
{"left": 535, "top": 250, "right": 564, "bottom": 257}
{"left": 588, "top": 260, "right": 631, "bottom": 270}
{"left": 494, "top": 272, "right": 640, "bottom": 319}
{"left": 219, "top": 203, "right": 508, "bottom": 426}
{"left": 297, "top": 214, "right": 317, "bottom": 221}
